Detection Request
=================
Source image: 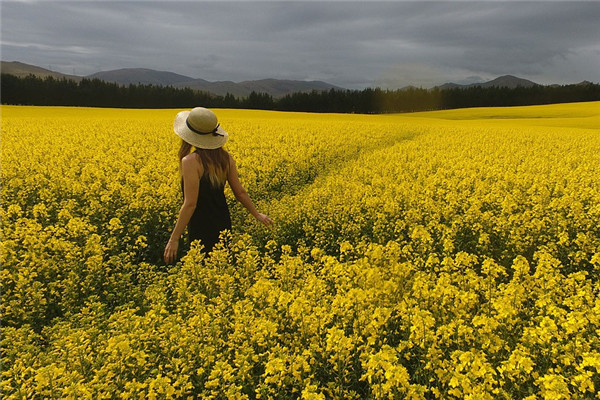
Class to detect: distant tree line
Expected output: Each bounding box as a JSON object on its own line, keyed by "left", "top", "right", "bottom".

{"left": 2, "top": 73, "right": 599, "bottom": 113}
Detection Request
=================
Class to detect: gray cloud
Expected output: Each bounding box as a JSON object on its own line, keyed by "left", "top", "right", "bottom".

{"left": 1, "top": 1, "right": 599, "bottom": 89}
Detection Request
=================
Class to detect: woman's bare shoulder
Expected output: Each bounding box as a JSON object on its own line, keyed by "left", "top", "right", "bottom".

{"left": 181, "top": 153, "right": 203, "bottom": 173}
{"left": 182, "top": 152, "right": 197, "bottom": 164}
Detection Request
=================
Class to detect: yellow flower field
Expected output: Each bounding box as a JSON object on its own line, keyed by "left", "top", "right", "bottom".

{"left": 2, "top": 102, "right": 599, "bottom": 399}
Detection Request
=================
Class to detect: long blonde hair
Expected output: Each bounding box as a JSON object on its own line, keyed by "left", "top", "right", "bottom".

{"left": 178, "top": 140, "right": 230, "bottom": 187}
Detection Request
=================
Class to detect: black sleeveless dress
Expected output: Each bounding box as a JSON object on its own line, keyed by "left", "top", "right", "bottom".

{"left": 182, "top": 175, "right": 232, "bottom": 254}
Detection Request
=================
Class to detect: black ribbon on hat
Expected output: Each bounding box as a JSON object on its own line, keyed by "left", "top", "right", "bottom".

{"left": 186, "top": 119, "right": 224, "bottom": 137}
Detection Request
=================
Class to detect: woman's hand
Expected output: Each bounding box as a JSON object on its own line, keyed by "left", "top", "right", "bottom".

{"left": 256, "top": 213, "right": 274, "bottom": 228}
{"left": 228, "top": 155, "right": 274, "bottom": 229}
{"left": 164, "top": 239, "right": 179, "bottom": 264}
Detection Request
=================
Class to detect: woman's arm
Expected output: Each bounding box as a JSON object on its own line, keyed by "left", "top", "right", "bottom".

{"left": 164, "top": 155, "right": 201, "bottom": 264}
{"left": 227, "top": 154, "right": 273, "bottom": 227}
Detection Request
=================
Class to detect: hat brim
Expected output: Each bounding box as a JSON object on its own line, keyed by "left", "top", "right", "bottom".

{"left": 173, "top": 111, "right": 229, "bottom": 149}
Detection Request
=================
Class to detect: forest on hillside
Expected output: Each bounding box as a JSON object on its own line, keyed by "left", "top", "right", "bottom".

{"left": 2, "top": 73, "right": 599, "bottom": 113}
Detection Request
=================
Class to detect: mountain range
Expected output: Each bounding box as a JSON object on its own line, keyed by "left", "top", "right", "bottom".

{"left": 1, "top": 61, "right": 341, "bottom": 98}
{"left": 85, "top": 67, "right": 343, "bottom": 98}
{"left": 434, "top": 75, "right": 539, "bottom": 90}
{"left": 1, "top": 61, "right": 590, "bottom": 98}
{"left": 1, "top": 61, "right": 83, "bottom": 81}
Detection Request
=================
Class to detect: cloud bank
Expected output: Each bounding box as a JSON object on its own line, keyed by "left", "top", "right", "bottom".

{"left": 2, "top": 1, "right": 598, "bottom": 88}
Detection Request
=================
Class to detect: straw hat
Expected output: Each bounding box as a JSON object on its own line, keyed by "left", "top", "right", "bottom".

{"left": 173, "top": 107, "right": 228, "bottom": 149}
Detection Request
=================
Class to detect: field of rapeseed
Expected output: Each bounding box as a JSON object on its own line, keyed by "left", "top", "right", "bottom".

{"left": 2, "top": 102, "right": 599, "bottom": 399}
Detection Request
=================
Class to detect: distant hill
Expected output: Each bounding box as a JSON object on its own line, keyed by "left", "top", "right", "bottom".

{"left": 436, "top": 82, "right": 463, "bottom": 90}
{"left": 87, "top": 68, "right": 196, "bottom": 86}
{"left": 436, "top": 75, "right": 538, "bottom": 90}
{"left": 1, "top": 61, "right": 82, "bottom": 81}
{"left": 3, "top": 61, "right": 592, "bottom": 99}
{"left": 173, "top": 78, "right": 341, "bottom": 98}
{"left": 1, "top": 61, "right": 341, "bottom": 98}
{"left": 90, "top": 68, "right": 341, "bottom": 98}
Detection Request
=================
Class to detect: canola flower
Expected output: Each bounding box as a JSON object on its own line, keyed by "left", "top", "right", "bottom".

{"left": 1, "top": 103, "right": 600, "bottom": 399}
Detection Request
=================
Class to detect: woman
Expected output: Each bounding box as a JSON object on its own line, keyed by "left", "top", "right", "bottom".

{"left": 164, "top": 107, "right": 273, "bottom": 264}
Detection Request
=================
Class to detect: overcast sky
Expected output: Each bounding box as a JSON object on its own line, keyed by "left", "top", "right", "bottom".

{"left": 1, "top": 1, "right": 599, "bottom": 89}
